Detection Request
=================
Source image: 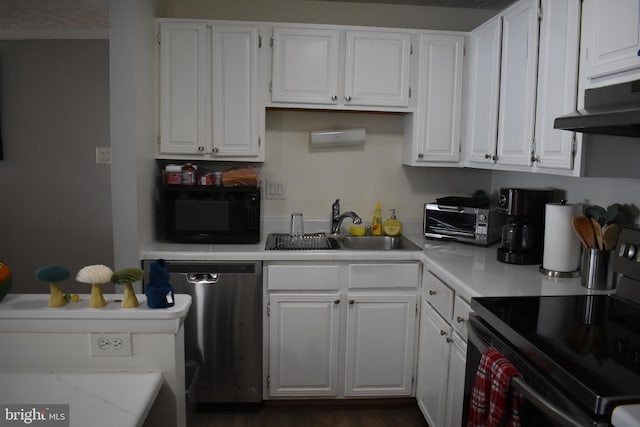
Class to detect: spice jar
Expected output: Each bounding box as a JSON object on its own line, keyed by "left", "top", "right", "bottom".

{"left": 198, "top": 172, "right": 216, "bottom": 186}
{"left": 182, "top": 163, "right": 197, "bottom": 185}
{"left": 164, "top": 164, "right": 183, "bottom": 185}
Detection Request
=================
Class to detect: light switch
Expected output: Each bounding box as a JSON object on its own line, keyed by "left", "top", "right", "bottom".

{"left": 266, "top": 179, "right": 287, "bottom": 200}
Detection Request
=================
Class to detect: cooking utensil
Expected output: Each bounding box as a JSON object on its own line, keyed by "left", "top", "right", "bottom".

{"left": 591, "top": 218, "right": 603, "bottom": 249}
{"left": 603, "top": 223, "right": 621, "bottom": 250}
{"left": 572, "top": 215, "right": 596, "bottom": 249}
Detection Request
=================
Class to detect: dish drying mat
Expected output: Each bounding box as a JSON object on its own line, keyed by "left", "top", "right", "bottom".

{"left": 266, "top": 233, "right": 333, "bottom": 250}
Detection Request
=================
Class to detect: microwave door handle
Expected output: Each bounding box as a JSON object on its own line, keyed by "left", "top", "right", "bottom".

{"left": 467, "top": 322, "right": 590, "bottom": 427}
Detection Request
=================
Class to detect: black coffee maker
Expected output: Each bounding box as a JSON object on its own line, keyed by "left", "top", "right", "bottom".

{"left": 497, "top": 188, "right": 555, "bottom": 265}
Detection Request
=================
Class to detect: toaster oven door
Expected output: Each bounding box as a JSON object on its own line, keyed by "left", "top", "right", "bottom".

{"left": 424, "top": 205, "right": 477, "bottom": 239}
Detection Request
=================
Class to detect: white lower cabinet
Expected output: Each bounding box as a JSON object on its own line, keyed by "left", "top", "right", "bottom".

{"left": 265, "top": 262, "right": 420, "bottom": 399}
{"left": 417, "top": 269, "right": 472, "bottom": 427}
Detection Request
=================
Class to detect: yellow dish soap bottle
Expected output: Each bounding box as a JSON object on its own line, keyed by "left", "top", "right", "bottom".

{"left": 372, "top": 203, "right": 382, "bottom": 236}
{"left": 383, "top": 209, "right": 402, "bottom": 236}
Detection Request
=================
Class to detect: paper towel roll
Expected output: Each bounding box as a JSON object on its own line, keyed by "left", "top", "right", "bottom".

{"left": 543, "top": 202, "right": 582, "bottom": 273}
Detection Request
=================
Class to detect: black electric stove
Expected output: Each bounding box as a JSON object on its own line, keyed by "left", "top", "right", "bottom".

{"left": 467, "top": 226, "right": 640, "bottom": 425}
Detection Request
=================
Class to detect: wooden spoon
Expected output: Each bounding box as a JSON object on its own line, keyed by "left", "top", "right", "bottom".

{"left": 572, "top": 216, "right": 596, "bottom": 249}
{"left": 591, "top": 218, "right": 603, "bottom": 250}
{"left": 603, "top": 223, "right": 621, "bottom": 250}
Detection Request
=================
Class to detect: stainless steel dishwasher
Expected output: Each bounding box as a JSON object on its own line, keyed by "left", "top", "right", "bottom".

{"left": 143, "top": 260, "right": 262, "bottom": 404}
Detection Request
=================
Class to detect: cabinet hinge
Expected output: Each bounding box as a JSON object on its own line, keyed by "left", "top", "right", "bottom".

{"left": 571, "top": 134, "right": 577, "bottom": 156}
{"left": 410, "top": 43, "right": 413, "bottom": 55}
{"left": 269, "top": 81, "right": 273, "bottom": 93}
{"left": 538, "top": 5, "right": 543, "bottom": 21}
{"left": 270, "top": 37, "right": 274, "bottom": 48}
{"left": 267, "top": 375, "right": 270, "bottom": 389}
{"left": 266, "top": 303, "right": 270, "bottom": 316}
{"left": 156, "top": 31, "right": 161, "bottom": 44}
{"left": 157, "top": 133, "right": 161, "bottom": 146}
{"left": 258, "top": 35, "right": 262, "bottom": 48}
{"left": 408, "top": 87, "right": 412, "bottom": 99}
{"left": 463, "top": 45, "right": 466, "bottom": 57}
{"left": 411, "top": 376, "right": 415, "bottom": 385}
{"left": 415, "top": 305, "right": 418, "bottom": 316}
{"left": 258, "top": 136, "right": 262, "bottom": 147}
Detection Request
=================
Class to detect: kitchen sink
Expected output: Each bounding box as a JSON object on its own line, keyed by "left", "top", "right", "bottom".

{"left": 335, "top": 235, "right": 421, "bottom": 251}
{"left": 265, "top": 233, "right": 421, "bottom": 251}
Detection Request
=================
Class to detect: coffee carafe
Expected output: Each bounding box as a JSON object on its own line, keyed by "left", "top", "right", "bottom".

{"left": 497, "top": 188, "right": 554, "bottom": 264}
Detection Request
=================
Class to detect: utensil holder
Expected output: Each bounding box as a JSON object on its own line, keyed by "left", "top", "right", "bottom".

{"left": 580, "top": 248, "right": 615, "bottom": 290}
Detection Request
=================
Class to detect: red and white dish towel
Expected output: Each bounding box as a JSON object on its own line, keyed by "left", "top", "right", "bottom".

{"left": 468, "top": 346, "right": 524, "bottom": 427}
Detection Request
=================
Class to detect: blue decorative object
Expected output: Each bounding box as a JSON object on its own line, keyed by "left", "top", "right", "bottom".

{"left": 145, "top": 259, "right": 175, "bottom": 309}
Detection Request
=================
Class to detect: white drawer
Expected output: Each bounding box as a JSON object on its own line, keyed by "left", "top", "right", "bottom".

{"left": 348, "top": 263, "right": 420, "bottom": 289}
{"left": 267, "top": 264, "right": 341, "bottom": 290}
{"left": 452, "top": 296, "right": 472, "bottom": 340}
{"left": 423, "top": 269, "right": 454, "bottom": 320}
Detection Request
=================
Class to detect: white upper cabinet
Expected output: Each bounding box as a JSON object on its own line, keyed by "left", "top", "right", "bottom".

{"left": 270, "top": 27, "right": 340, "bottom": 105}
{"left": 464, "top": 16, "right": 502, "bottom": 165}
{"left": 403, "top": 33, "right": 464, "bottom": 165}
{"left": 344, "top": 31, "right": 412, "bottom": 107}
{"left": 534, "top": 0, "right": 581, "bottom": 171}
{"left": 270, "top": 25, "right": 412, "bottom": 110}
{"left": 580, "top": 0, "right": 640, "bottom": 85}
{"left": 157, "top": 20, "right": 264, "bottom": 161}
{"left": 464, "top": 0, "right": 582, "bottom": 175}
{"left": 159, "top": 22, "right": 209, "bottom": 155}
{"left": 496, "top": 0, "right": 540, "bottom": 167}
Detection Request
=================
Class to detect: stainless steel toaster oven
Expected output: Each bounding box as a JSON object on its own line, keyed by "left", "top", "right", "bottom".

{"left": 423, "top": 200, "right": 503, "bottom": 246}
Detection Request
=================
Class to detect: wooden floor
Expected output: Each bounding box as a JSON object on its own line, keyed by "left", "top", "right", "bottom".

{"left": 189, "top": 400, "right": 429, "bottom": 427}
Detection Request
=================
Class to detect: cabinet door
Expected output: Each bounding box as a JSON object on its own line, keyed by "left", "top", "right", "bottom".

{"left": 496, "top": 0, "right": 540, "bottom": 167}
{"left": 534, "top": 0, "right": 580, "bottom": 171}
{"left": 464, "top": 16, "right": 502, "bottom": 165}
{"left": 159, "top": 22, "right": 209, "bottom": 154}
{"left": 268, "top": 293, "right": 341, "bottom": 397}
{"left": 271, "top": 27, "right": 340, "bottom": 104}
{"left": 415, "top": 34, "right": 464, "bottom": 162}
{"left": 211, "top": 24, "right": 262, "bottom": 158}
{"left": 416, "top": 302, "right": 452, "bottom": 427}
{"left": 345, "top": 294, "right": 416, "bottom": 396}
{"left": 444, "top": 333, "right": 467, "bottom": 427}
{"left": 344, "top": 31, "right": 411, "bottom": 107}
{"left": 581, "top": 0, "right": 640, "bottom": 81}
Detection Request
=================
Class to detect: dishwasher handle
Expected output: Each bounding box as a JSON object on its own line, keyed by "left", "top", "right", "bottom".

{"left": 185, "top": 273, "right": 220, "bottom": 284}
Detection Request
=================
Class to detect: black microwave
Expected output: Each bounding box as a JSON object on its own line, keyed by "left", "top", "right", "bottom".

{"left": 156, "top": 184, "right": 260, "bottom": 244}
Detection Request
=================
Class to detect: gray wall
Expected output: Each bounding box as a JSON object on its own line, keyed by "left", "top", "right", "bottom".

{"left": 0, "top": 40, "right": 114, "bottom": 293}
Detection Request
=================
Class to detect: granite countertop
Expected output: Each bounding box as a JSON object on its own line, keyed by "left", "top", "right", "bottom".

{"left": 0, "top": 370, "right": 163, "bottom": 427}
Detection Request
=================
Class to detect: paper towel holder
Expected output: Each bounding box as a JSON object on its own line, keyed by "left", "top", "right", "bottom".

{"left": 539, "top": 199, "right": 581, "bottom": 278}
{"left": 309, "top": 128, "right": 366, "bottom": 148}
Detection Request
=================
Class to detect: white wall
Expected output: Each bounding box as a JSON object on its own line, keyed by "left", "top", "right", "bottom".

{"left": 261, "top": 109, "right": 492, "bottom": 226}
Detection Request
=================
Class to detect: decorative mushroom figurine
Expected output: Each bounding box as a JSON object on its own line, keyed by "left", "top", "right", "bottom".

{"left": 35, "top": 265, "right": 70, "bottom": 308}
{"left": 76, "top": 265, "right": 113, "bottom": 308}
{"left": 111, "top": 267, "right": 143, "bottom": 308}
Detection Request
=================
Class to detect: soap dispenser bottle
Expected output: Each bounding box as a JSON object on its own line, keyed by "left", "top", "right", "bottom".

{"left": 372, "top": 203, "right": 382, "bottom": 236}
{"left": 383, "top": 209, "right": 402, "bottom": 236}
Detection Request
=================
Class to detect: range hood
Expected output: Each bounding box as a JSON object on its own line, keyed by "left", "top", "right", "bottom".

{"left": 554, "top": 79, "right": 640, "bottom": 137}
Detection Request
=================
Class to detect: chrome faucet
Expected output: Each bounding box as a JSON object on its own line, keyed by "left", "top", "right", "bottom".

{"left": 331, "top": 199, "right": 362, "bottom": 234}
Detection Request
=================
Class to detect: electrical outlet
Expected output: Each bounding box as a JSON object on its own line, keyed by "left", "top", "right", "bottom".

{"left": 95, "top": 147, "right": 111, "bottom": 164}
{"left": 90, "top": 333, "right": 132, "bottom": 356}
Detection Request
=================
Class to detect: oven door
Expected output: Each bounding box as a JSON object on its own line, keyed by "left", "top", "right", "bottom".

{"left": 463, "top": 317, "right": 607, "bottom": 427}
{"left": 424, "top": 205, "right": 478, "bottom": 240}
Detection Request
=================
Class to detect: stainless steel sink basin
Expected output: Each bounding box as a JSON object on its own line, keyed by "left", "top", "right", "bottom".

{"left": 335, "top": 235, "right": 421, "bottom": 251}
{"left": 265, "top": 233, "right": 421, "bottom": 251}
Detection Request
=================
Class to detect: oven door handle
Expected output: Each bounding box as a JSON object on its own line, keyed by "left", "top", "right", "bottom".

{"left": 468, "top": 321, "right": 591, "bottom": 427}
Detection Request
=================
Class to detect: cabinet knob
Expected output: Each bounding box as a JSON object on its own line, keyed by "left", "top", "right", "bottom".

{"left": 331, "top": 95, "right": 337, "bottom": 102}
{"left": 531, "top": 155, "right": 539, "bottom": 163}
{"left": 417, "top": 153, "right": 424, "bottom": 159}
{"left": 484, "top": 153, "right": 491, "bottom": 159}
{"left": 440, "top": 330, "right": 447, "bottom": 336}
{"left": 334, "top": 299, "right": 340, "bottom": 304}
{"left": 198, "top": 146, "right": 205, "bottom": 152}
{"left": 456, "top": 316, "right": 465, "bottom": 323}
{"left": 212, "top": 147, "right": 219, "bottom": 153}
{"left": 446, "top": 337, "right": 453, "bottom": 343}
{"left": 349, "top": 299, "right": 355, "bottom": 305}
{"left": 429, "top": 290, "right": 436, "bottom": 296}
{"left": 345, "top": 95, "right": 352, "bottom": 102}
